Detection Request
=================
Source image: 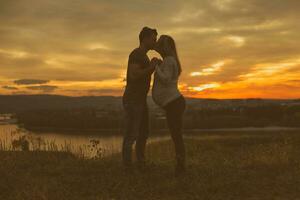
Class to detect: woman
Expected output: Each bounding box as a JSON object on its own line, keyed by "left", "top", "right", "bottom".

{"left": 152, "top": 35, "right": 186, "bottom": 176}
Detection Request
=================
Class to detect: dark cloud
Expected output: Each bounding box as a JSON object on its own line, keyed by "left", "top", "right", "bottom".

{"left": 11, "top": 91, "right": 30, "bottom": 95}
{"left": 87, "top": 88, "right": 123, "bottom": 95}
{"left": 288, "top": 80, "right": 300, "bottom": 83}
{"left": 14, "top": 79, "right": 50, "bottom": 85}
{"left": 0, "top": 51, "right": 45, "bottom": 70}
{"left": 2, "top": 85, "right": 18, "bottom": 90}
{"left": 26, "top": 85, "right": 58, "bottom": 92}
{"left": 64, "top": 88, "right": 123, "bottom": 96}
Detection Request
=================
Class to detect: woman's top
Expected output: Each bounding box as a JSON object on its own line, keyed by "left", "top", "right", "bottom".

{"left": 152, "top": 56, "right": 182, "bottom": 107}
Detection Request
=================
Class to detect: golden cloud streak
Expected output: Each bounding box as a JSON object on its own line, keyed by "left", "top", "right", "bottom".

{"left": 188, "top": 83, "right": 220, "bottom": 92}
{"left": 190, "top": 60, "right": 233, "bottom": 76}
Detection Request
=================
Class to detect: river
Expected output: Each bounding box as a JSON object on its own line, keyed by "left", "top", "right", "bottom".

{"left": 0, "top": 124, "right": 172, "bottom": 158}
{"left": 1, "top": 124, "right": 299, "bottom": 158}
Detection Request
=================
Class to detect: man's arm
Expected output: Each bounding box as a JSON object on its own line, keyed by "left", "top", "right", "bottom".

{"left": 128, "top": 61, "right": 156, "bottom": 80}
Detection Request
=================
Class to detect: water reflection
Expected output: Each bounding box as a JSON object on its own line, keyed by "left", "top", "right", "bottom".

{"left": 0, "top": 124, "right": 170, "bottom": 158}
{"left": 2, "top": 124, "right": 299, "bottom": 158}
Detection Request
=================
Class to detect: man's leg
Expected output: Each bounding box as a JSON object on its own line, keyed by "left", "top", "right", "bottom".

{"left": 122, "top": 103, "right": 143, "bottom": 168}
{"left": 135, "top": 102, "right": 149, "bottom": 165}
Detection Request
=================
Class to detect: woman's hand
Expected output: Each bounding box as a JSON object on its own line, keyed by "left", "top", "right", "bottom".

{"left": 151, "top": 57, "right": 163, "bottom": 66}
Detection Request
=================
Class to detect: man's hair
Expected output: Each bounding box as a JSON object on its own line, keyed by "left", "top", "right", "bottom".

{"left": 139, "top": 27, "right": 157, "bottom": 43}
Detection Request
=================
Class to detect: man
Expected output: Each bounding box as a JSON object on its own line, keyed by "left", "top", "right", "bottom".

{"left": 122, "top": 27, "right": 158, "bottom": 172}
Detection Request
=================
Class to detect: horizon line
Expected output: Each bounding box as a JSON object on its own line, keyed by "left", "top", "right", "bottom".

{"left": 0, "top": 94, "right": 299, "bottom": 101}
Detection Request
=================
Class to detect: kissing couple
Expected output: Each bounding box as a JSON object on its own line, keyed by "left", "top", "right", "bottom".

{"left": 122, "top": 26, "right": 186, "bottom": 177}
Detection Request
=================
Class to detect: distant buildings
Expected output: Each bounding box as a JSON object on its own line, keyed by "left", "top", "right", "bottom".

{"left": 0, "top": 113, "right": 18, "bottom": 124}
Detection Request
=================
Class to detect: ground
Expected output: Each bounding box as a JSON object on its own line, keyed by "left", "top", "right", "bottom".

{"left": 1, "top": 131, "right": 300, "bottom": 200}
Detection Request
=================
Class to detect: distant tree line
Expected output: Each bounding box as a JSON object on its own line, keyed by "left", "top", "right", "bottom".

{"left": 16, "top": 104, "right": 300, "bottom": 133}
{"left": 183, "top": 104, "right": 300, "bottom": 129}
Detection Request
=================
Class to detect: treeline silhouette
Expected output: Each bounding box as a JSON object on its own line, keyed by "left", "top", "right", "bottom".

{"left": 184, "top": 104, "right": 300, "bottom": 129}
{"left": 16, "top": 103, "right": 300, "bottom": 133}
{"left": 1, "top": 95, "right": 299, "bottom": 133}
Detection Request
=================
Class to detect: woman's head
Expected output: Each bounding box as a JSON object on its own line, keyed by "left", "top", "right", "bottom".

{"left": 155, "top": 35, "right": 174, "bottom": 56}
{"left": 155, "top": 35, "right": 182, "bottom": 75}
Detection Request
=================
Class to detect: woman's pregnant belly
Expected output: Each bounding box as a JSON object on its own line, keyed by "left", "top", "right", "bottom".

{"left": 152, "top": 84, "right": 181, "bottom": 107}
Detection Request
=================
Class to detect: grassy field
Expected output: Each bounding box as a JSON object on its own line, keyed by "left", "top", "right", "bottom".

{"left": 0, "top": 132, "right": 300, "bottom": 200}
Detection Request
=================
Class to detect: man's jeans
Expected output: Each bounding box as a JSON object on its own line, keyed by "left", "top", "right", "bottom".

{"left": 122, "top": 100, "right": 149, "bottom": 167}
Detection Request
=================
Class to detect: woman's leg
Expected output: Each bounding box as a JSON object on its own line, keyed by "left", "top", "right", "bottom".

{"left": 164, "top": 96, "right": 186, "bottom": 172}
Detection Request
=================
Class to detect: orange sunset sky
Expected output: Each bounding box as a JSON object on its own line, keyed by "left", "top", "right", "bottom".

{"left": 1, "top": 0, "right": 300, "bottom": 99}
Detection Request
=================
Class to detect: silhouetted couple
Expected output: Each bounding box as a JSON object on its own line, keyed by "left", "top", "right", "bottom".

{"left": 122, "top": 27, "right": 186, "bottom": 177}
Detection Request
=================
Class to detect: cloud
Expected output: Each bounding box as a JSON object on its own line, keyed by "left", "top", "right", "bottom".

{"left": 14, "top": 79, "right": 50, "bottom": 85}
{"left": 220, "top": 35, "right": 246, "bottom": 47}
{"left": 26, "top": 85, "right": 58, "bottom": 92}
{"left": 190, "top": 60, "right": 233, "bottom": 77}
{"left": 238, "top": 59, "right": 300, "bottom": 81}
{"left": 2, "top": 85, "right": 18, "bottom": 90}
{"left": 87, "top": 88, "right": 123, "bottom": 96}
{"left": 0, "top": 0, "right": 299, "bottom": 98}
{"left": 63, "top": 88, "right": 123, "bottom": 96}
{"left": 188, "top": 83, "right": 221, "bottom": 92}
{"left": 184, "top": 81, "right": 300, "bottom": 99}
{"left": 288, "top": 80, "right": 300, "bottom": 84}
{"left": 11, "top": 91, "right": 30, "bottom": 95}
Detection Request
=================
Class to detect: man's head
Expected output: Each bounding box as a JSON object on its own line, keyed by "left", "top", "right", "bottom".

{"left": 139, "top": 27, "right": 158, "bottom": 50}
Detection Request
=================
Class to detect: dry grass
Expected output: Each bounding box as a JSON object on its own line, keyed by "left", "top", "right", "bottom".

{"left": 0, "top": 132, "right": 300, "bottom": 200}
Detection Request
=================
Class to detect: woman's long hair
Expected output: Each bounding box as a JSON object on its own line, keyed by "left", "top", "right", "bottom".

{"left": 160, "top": 35, "right": 182, "bottom": 76}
